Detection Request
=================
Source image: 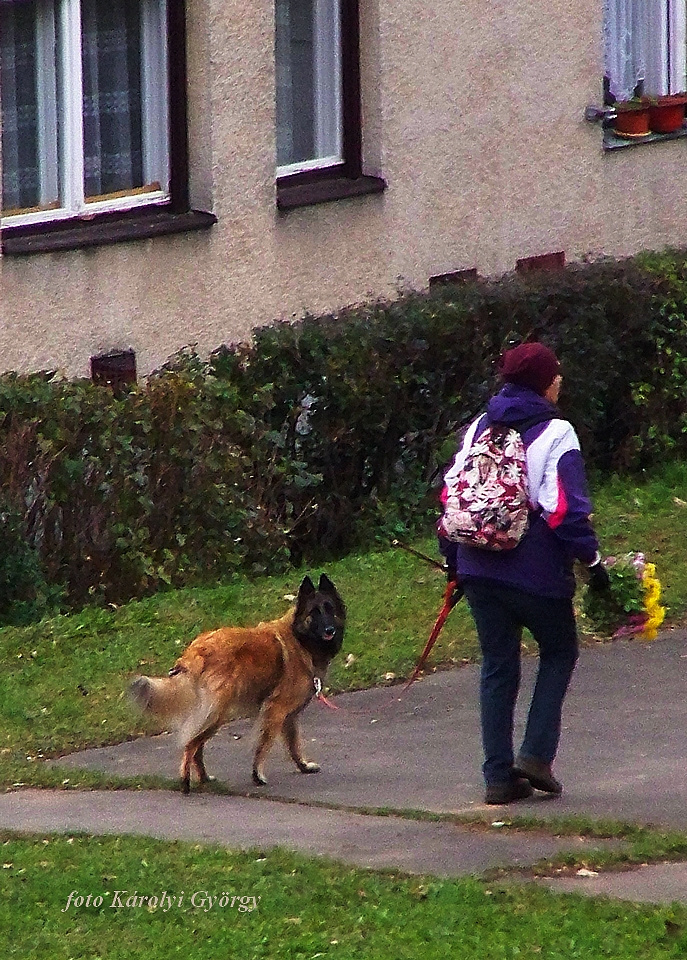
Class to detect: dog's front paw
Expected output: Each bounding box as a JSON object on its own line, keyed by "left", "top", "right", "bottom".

{"left": 298, "top": 760, "right": 321, "bottom": 774}
{"left": 252, "top": 768, "right": 267, "bottom": 786}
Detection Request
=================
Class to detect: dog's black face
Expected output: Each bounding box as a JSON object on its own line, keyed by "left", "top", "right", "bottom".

{"left": 293, "top": 574, "right": 346, "bottom": 664}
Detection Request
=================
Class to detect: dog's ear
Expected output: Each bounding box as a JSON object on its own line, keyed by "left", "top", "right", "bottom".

{"left": 318, "top": 573, "right": 346, "bottom": 620}
{"left": 318, "top": 573, "right": 336, "bottom": 594}
{"left": 297, "top": 575, "right": 316, "bottom": 600}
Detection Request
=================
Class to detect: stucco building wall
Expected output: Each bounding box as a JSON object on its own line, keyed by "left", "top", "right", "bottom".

{"left": 0, "top": 0, "right": 684, "bottom": 377}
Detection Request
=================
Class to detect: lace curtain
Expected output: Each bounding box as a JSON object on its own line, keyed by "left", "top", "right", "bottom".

{"left": 81, "top": 0, "right": 144, "bottom": 198}
{"left": 0, "top": 1, "right": 42, "bottom": 211}
{"left": 603, "top": 0, "right": 650, "bottom": 100}
{"left": 603, "top": 0, "right": 682, "bottom": 100}
{"left": 275, "top": 0, "right": 315, "bottom": 166}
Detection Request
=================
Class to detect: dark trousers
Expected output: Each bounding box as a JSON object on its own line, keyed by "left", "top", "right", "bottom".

{"left": 463, "top": 578, "right": 579, "bottom": 786}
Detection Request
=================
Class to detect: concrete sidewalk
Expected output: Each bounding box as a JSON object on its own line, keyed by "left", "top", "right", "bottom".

{"left": 0, "top": 788, "right": 623, "bottom": 879}
{"left": 3, "top": 630, "right": 687, "bottom": 901}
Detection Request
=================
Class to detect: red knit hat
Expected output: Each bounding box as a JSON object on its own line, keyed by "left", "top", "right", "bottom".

{"left": 499, "top": 343, "right": 561, "bottom": 395}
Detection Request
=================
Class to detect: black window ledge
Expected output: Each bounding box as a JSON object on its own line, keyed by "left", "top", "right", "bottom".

{"left": 1, "top": 209, "right": 217, "bottom": 256}
{"left": 277, "top": 174, "right": 386, "bottom": 211}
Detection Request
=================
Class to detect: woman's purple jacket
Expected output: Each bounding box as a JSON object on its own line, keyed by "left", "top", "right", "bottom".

{"left": 438, "top": 384, "right": 600, "bottom": 598}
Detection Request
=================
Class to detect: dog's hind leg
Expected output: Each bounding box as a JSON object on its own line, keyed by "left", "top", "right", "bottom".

{"left": 180, "top": 742, "right": 195, "bottom": 795}
{"left": 192, "top": 742, "right": 212, "bottom": 785}
{"left": 191, "top": 724, "right": 221, "bottom": 785}
{"left": 180, "top": 724, "right": 220, "bottom": 794}
{"left": 283, "top": 711, "right": 320, "bottom": 775}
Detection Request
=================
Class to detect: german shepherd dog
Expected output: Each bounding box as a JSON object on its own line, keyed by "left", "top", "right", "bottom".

{"left": 129, "top": 574, "right": 345, "bottom": 793}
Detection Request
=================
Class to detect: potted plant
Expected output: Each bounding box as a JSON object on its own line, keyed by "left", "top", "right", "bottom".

{"left": 613, "top": 98, "right": 651, "bottom": 137}
{"left": 648, "top": 93, "right": 687, "bottom": 133}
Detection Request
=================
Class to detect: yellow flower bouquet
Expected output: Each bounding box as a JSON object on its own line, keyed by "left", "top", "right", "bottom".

{"left": 582, "top": 552, "right": 666, "bottom": 641}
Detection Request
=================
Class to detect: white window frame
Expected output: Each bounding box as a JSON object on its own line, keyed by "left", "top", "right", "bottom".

{"left": 1, "top": 0, "right": 170, "bottom": 228}
{"left": 275, "top": 0, "right": 344, "bottom": 178}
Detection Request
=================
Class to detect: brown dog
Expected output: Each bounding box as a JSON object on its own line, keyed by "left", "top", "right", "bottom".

{"left": 129, "top": 574, "right": 346, "bottom": 793}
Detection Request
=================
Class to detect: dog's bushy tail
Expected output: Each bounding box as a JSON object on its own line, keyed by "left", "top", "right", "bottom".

{"left": 128, "top": 673, "right": 216, "bottom": 745}
{"left": 128, "top": 673, "right": 198, "bottom": 722}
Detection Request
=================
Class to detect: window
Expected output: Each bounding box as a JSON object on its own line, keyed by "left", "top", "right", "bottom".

{"left": 0, "top": 0, "right": 215, "bottom": 251}
{"left": 275, "top": 0, "right": 385, "bottom": 209}
{"left": 1, "top": 0, "right": 169, "bottom": 225}
{"left": 276, "top": 0, "right": 342, "bottom": 174}
{"left": 603, "top": 0, "right": 687, "bottom": 102}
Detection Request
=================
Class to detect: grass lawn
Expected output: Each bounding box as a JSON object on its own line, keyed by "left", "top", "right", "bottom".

{"left": 3, "top": 833, "right": 687, "bottom": 959}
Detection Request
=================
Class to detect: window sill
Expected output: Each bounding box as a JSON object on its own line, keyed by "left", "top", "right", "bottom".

{"left": 277, "top": 174, "right": 386, "bottom": 211}
{"left": 1, "top": 208, "right": 217, "bottom": 256}
{"left": 603, "top": 124, "right": 687, "bottom": 151}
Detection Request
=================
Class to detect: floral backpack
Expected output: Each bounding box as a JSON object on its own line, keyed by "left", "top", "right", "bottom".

{"left": 440, "top": 416, "right": 549, "bottom": 551}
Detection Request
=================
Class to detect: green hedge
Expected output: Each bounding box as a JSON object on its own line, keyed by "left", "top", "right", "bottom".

{"left": 2, "top": 250, "right": 687, "bottom": 617}
{"left": 0, "top": 358, "right": 288, "bottom": 615}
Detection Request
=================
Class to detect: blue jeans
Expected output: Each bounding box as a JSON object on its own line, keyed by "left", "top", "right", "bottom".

{"left": 463, "top": 578, "right": 579, "bottom": 786}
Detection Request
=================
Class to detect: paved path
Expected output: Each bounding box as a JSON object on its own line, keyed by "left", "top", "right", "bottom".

{"left": 0, "top": 788, "right": 620, "bottom": 879}
{"left": 3, "top": 630, "right": 687, "bottom": 901}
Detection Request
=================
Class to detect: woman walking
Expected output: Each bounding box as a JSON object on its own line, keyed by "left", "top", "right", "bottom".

{"left": 439, "top": 343, "right": 609, "bottom": 804}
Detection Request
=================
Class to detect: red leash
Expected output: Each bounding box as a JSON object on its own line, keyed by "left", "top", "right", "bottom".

{"left": 314, "top": 676, "right": 339, "bottom": 710}
{"left": 403, "top": 580, "right": 463, "bottom": 691}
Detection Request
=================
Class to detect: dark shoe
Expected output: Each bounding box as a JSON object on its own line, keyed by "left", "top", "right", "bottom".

{"left": 484, "top": 776, "right": 533, "bottom": 805}
{"left": 513, "top": 755, "right": 562, "bottom": 795}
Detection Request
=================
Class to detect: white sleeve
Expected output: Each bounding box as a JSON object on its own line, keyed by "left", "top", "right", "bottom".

{"left": 526, "top": 420, "right": 581, "bottom": 510}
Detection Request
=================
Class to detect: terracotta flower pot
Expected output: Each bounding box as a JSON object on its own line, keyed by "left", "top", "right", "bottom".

{"left": 649, "top": 94, "right": 687, "bottom": 134}
{"left": 614, "top": 101, "right": 651, "bottom": 138}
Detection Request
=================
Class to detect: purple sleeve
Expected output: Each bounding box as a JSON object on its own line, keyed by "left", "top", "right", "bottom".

{"left": 548, "top": 448, "right": 599, "bottom": 565}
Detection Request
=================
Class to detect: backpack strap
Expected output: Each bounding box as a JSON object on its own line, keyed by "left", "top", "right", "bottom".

{"left": 466, "top": 414, "right": 487, "bottom": 442}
